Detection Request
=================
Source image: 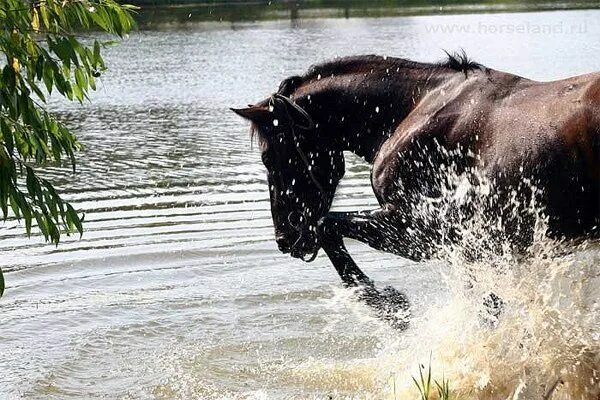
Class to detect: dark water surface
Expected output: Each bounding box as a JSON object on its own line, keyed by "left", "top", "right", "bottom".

{"left": 1, "top": 7, "right": 599, "bottom": 399}
{"left": 134, "top": 0, "right": 600, "bottom": 27}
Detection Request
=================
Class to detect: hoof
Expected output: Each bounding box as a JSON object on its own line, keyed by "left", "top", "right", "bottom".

{"left": 480, "top": 292, "right": 504, "bottom": 328}
{"left": 358, "top": 284, "right": 410, "bottom": 330}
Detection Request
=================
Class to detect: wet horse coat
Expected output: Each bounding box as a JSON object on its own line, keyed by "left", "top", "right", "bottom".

{"left": 233, "top": 54, "right": 600, "bottom": 325}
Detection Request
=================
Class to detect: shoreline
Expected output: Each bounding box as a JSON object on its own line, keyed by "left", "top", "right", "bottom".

{"left": 131, "top": 1, "right": 600, "bottom": 26}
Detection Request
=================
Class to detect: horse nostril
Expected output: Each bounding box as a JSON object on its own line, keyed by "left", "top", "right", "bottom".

{"left": 276, "top": 236, "right": 290, "bottom": 253}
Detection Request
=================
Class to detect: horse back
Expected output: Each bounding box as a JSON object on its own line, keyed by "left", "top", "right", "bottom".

{"left": 474, "top": 72, "right": 599, "bottom": 238}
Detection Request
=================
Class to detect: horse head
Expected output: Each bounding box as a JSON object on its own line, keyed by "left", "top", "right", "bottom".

{"left": 232, "top": 93, "right": 345, "bottom": 261}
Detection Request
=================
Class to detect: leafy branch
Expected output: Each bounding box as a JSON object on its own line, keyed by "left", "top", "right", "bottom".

{"left": 0, "top": 0, "right": 136, "bottom": 297}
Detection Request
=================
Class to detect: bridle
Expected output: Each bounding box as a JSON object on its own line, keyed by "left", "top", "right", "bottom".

{"left": 269, "top": 93, "right": 328, "bottom": 263}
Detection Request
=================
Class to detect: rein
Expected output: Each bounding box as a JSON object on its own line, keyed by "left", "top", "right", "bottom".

{"left": 269, "top": 93, "right": 326, "bottom": 263}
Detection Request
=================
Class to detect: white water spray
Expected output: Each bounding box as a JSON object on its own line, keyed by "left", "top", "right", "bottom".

{"left": 383, "top": 168, "right": 599, "bottom": 399}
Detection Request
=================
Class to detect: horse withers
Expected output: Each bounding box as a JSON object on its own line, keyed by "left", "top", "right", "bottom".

{"left": 232, "top": 53, "right": 600, "bottom": 328}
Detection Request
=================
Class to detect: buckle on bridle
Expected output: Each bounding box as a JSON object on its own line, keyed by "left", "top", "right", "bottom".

{"left": 288, "top": 210, "right": 306, "bottom": 229}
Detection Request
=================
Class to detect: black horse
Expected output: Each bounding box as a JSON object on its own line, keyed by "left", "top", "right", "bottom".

{"left": 232, "top": 53, "right": 600, "bottom": 328}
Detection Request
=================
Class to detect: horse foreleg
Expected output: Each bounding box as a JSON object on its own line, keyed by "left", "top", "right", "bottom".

{"left": 317, "top": 209, "right": 414, "bottom": 329}
{"left": 319, "top": 209, "right": 436, "bottom": 261}
{"left": 319, "top": 209, "right": 506, "bottom": 327}
{"left": 317, "top": 223, "right": 372, "bottom": 287}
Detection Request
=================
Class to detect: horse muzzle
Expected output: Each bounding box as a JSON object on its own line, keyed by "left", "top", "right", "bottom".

{"left": 277, "top": 228, "right": 318, "bottom": 262}
{"left": 290, "top": 237, "right": 319, "bottom": 262}
{"left": 276, "top": 235, "right": 292, "bottom": 253}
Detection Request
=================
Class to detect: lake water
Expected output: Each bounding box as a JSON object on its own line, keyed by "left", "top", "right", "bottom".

{"left": 1, "top": 6, "right": 599, "bottom": 399}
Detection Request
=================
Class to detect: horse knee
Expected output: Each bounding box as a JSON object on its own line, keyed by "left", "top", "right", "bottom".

{"left": 317, "top": 216, "right": 340, "bottom": 244}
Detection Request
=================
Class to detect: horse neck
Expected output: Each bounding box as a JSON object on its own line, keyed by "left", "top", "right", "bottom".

{"left": 299, "top": 69, "right": 449, "bottom": 163}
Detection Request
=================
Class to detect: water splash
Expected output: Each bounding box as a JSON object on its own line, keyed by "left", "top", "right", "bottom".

{"left": 381, "top": 240, "right": 599, "bottom": 399}
{"left": 378, "top": 167, "right": 600, "bottom": 399}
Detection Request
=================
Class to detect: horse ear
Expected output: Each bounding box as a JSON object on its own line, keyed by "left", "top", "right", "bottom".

{"left": 230, "top": 105, "right": 271, "bottom": 123}
{"left": 272, "top": 94, "right": 314, "bottom": 130}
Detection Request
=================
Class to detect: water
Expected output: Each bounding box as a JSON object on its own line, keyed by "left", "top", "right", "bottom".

{"left": 1, "top": 7, "right": 599, "bottom": 399}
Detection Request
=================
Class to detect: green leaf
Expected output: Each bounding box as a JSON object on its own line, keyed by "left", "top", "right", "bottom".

{"left": 42, "top": 62, "right": 54, "bottom": 93}
{"left": 1, "top": 119, "right": 14, "bottom": 155}
{"left": 0, "top": 266, "right": 4, "bottom": 298}
{"left": 9, "top": 190, "right": 21, "bottom": 220}
{"left": 39, "top": 4, "right": 50, "bottom": 29}
{"left": 71, "top": 82, "right": 83, "bottom": 102}
{"left": 66, "top": 204, "right": 83, "bottom": 236}
{"left": 35, "top": 56, "right": 45, "bottom": 80}
{"left": 0, "top": 190, "right": 7, "bottom": 220}
{"left": 74, "top": 66, "right": 87, "bottom": 91}
{"left": 25, "top": 167, "right": 37, "bottom": 199}
{"left": 88, "top": 74, "right": 96, "bottom": 91}
{"left": 35, "top": 212, "right": 49, "bottom": 241}
{"left": 93, "top": 40, "right": 101, "bottom": 66}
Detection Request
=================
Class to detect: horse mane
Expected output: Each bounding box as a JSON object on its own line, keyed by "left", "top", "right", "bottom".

{"left": 441, "top": 49, "right": 483, "bottom": 74}
{"left": 249, "top": 120, "right": 268, "bottom": 150}
{"left": 258, "top": 51, "right": 483, "bottom": 145}
{"left": 276, "top": 51, "right": 482, "bottom": 96}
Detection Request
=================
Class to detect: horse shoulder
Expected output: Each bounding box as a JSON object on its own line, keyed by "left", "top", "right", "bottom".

{"left": 370, "top": 78, "right": 478, "bottom": 203}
